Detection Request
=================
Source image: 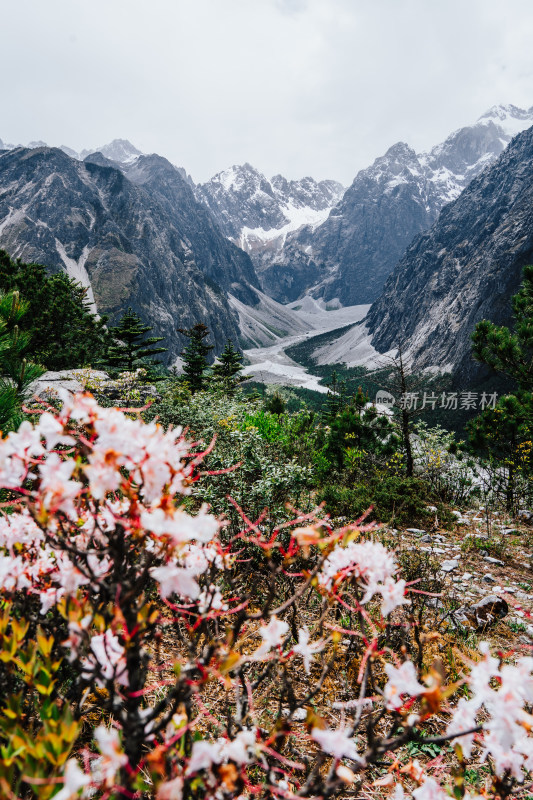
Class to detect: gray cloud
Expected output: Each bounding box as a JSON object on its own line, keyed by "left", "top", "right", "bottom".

{"left": 1, "top": 0, "right": 533, "bottom": 184}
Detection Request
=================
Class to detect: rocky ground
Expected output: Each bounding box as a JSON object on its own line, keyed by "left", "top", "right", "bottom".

{"left": 394, "top": 507, "right": 533, "bottom": 648}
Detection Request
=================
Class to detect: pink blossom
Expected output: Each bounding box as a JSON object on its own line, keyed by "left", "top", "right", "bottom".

{"left": 141, "top": 507, "right": 219, "bottom": 545}
{"left": 379, "top": 577, "right": 409, "bottom": 616}
{"left": 413, "top": 777, "right": 448, "bottom": 800}
{"left": 157, "top": 777, "right": 184, "bottom": 800}
{"left": 446, "top": 697, "right": 478, "bottom": 758}
{"left": 383, "top": 661, "right": 424, "bottom": 710}
{"left": 36, "top": 411, "right": 74, "bottom": 450}
{"left": 255, "top": 615, "right": 289, "bottom": 658}
{"left": 292, "top": 626, "right": 325, "bottom": 673}
{"left": 220, "top": 729, "right": 257, "bottom": 764}
{"left": 150, "top": 562, "right": 201, "bottom": 600}
{"left": 83, "top": 630, "right": 128, "bottom": 686}
{"left": 197, "top": 584, "right": 227, "bottom": 614}
{"left": 55, "top": 759, "right": 91, "bottom": 800}
{"left": 0, "top": 554, "right": 31, "bottom": 592}
{"left": 311, "top": 726, "right": 362, "bottom": 762}
{"left": 186, "top": 740, "right": 223, "bottom": 774}
{"left": 38, "top": 453, "right": 82, "bottom": 517}
{"left": 319, "top": 539, "right": 404, "bottom": 614}
{"left": 94, "top": 725, "right": 128, "bottom": 785}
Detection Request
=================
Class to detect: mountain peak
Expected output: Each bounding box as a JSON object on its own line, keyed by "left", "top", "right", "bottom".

{"left": 384, "top": 141, "right": 417, "bottom": 160}
{"left": 476, "top": 104, "right": 533, "bottom": 139}
{"left": 82, "top": 139, "right": 143, "bottom": 165}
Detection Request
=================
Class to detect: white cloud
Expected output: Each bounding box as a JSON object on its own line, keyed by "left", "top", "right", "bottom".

{"left": 1, "top": 0, "right": 532, "bottom": 183}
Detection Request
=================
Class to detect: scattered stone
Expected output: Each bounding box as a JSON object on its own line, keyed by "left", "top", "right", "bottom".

{"left": 291, "top": 708, "right": 307, "bottom": 721}
{"left": 27, "top": 369, "right": 110, "bottom": 399}
{"left": 518, "top": 510, "right": 533, "bottom": 525}
{"left": 483, "top": 556, "right": 504, "bottom": 565}
{"left": 406, "top": 528, "right": 426, "bottom": 535}
{"left": 441, "top": 559, "right": 459, "bottom": 573}
{"left": 420, "top": 534, "right": 432, "bottom": 543}
{"left": 426, "top": 506, "right": 437, "bottom": 513}
{"left": 453, "top": 595, "right": 509, "bottom": 631}
{"left": 502, "top": 528, "right": 518, "bottom": 536}
{"left": 462, "top": 572, "right": 473, "bottom": 581}
{"left": 482, "top": 573, "right": 496, "bottom": 584}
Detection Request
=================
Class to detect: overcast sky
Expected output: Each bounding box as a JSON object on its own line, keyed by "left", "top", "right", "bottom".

{"left": 2, "top": 0, "right": 533, "bottom": 184}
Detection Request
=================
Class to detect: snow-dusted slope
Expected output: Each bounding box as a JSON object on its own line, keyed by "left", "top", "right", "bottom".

{"left": 80, "top": 139, "right": 143, "bottom": 164}
{"left": 254, "top": 104, "right": 533, "bottom": 306}
{"left": 196, "top": 164, "right": 344, "bottom": 252}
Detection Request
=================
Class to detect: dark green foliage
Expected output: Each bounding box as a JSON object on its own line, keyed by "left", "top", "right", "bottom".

{"left": 322, "top": 370, "right": 347, "bottom": 420}
{"left": 469, "top": 392, "right": 533, "bottom": 510}
{"left": 0, "top": 249, "right": 109, "bottom": 370}
{"left": 212, "top": 339, "right": 247, "bottom": 393}
{"left": 179, "top": 323, "right": 214, "bottom": 393}
{"left": 323, "top": 387, "right": 397, "bottom": 469}
{"left": 470, "top": 266, "right": 533, "bottom": 509}
{"left": 106, "top": 307, "right": 167, "bottom": 378}
{"left": 472, "top": 263, "right": 533, "bottom": 391}
{"left": 264, "top": 391, "right": 286, "bottom": 416}
{"left": 0, "top": 290, "right": 44, "bottom": 432}
{"left": 318, "top": 475, "right": 435, "bottom": 527}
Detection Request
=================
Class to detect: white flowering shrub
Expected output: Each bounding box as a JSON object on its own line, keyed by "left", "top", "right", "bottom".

{"left": 413, "top": 421, "right": 477, "bottom": 506}
{"left": 0, "top": 394, "right": 531, "bottom": 799}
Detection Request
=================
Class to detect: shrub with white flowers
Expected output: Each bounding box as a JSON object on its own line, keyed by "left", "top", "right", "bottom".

{"left": 0, "top": 393, "right": 531, "bottom": 799}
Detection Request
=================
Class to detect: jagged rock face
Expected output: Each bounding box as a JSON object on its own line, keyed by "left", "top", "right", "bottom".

{"left": 365, "top": 125, "right": 533, "bottom": 381}
{"left": 81, "top": 139, "right": 142, "bottom": 164}
{"left": 120, "top": 154, "right": 260, "bottom": 306}
{"left": 267, "top": 143, "right": 439, "bottom": 305}
{"left": 0, "top": 146, "right": 260, "bottom": 362}
{"left": 257, "top": 105, "right": 533, "bottom": 305}
{"left": 196, "top": 163, "right": 344, "bottom": 244}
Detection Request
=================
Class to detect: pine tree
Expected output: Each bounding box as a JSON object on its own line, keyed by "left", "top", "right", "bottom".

{"left": 472, "top": 263, "right": 533, "bottom": 391}
{"left": 264, "top": 391, "right": 286, "bottom": 416}
{"left": 178, "top": 323, "right": 213, "bottom": 393}
{"left": 469, "top": 265, "right": 533, "bottom": 510}
{"left": 0, "top": 250, "right": 109, "bottom": 370}
{"left": 0, "top": 290, "right": 44, "bottom": 432}
{"left": 212, "top": 339, "right": 247, "bottom": 393}
{"left": 107, "top": 308, "right": 167, "bottom": 378}
{"left": 322, "top": 370, "right": 347, "bottom": 421}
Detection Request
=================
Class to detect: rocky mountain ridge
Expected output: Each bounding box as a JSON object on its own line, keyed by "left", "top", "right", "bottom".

{"left": 313, "top": 123, "right": 533, "bottom": 382}
{"left": 196, "top": 163, "right": 344, "bottom": 248}
{"left": 254, "top": 104, "right": 533, "bottom": 305}
{"left": 0, "top": 145, "right": 261, "bottom": 363}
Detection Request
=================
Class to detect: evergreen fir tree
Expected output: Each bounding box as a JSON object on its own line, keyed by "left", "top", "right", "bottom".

{"left": 178, "top": 323, "right": 213, "bottom": 393}
{"left": 107, "top": 308, "right": 167, "bottom": 378}
{"left": 264, "top": 391, "right": 286, "bottom": 416}
{"left": 472, "top": 263, "right": 533, "bottom": 391}
{"left": 212, "top": 339, "right": 247, "bottom": 393}
{"left": 0, "top": 290, "right": 44, "bottom": 432}
{"left": 0, "top": 249, "right": 109, "bottom": 370}
{"left": 323, "top": 370, "right": 347, "bottom": 421}
{"left": 469, "top": 265, "right": 533, "bottom": 510}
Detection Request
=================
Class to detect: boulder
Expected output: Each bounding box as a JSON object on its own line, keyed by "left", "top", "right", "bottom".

{"left": 453, "top": 595, "right": 509, "bottom": 631}
{"left": 26, "top": 370, "right": 110, "bottom": 400}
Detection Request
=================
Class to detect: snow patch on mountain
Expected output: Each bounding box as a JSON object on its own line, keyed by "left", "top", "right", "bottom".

{"left": 0, "top": 206, "right": 29, "bottom": 237}
{"left": 54, "top": 240, "right": 97, "bottom": 313}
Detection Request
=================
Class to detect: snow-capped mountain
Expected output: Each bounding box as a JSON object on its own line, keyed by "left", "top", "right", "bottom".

{"left": 313, "top": 122, "right": 533, "bottom": 381}
{"left": 249, "top": 104, "right": 533, "bottom": 305}
{"left": 0, "top": 145, "right": 262, "bottom": 361}
{"left": 196, "top": 164, "right": 344, "bottom": 252}
{"left": 79, "top": 138, "right": 143, "bottom": 164}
